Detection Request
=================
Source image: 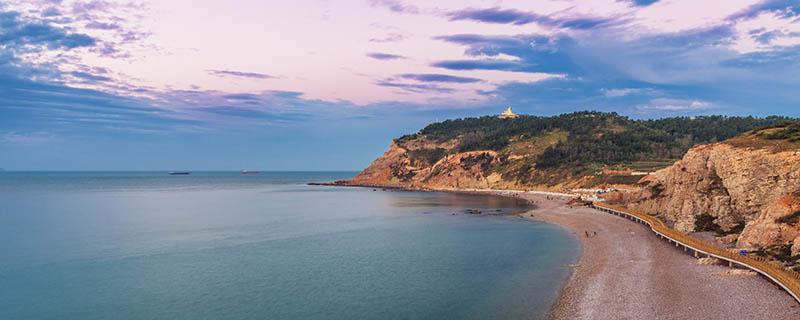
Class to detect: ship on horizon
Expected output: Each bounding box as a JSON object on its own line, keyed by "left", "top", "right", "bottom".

{"left": 241, "top": 170, "right": 260, "bottom": 174}
{"left": 168, "top": 171, "right": 190, "bottom": 175}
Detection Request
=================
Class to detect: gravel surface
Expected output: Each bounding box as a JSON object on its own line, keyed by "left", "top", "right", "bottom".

{"left": 518, "top": 194, "right": 800, "bottom": 320}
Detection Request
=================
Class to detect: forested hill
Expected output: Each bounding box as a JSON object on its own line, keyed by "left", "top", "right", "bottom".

{"left": 348, "top": 111, "right": 794, "bottom": 189}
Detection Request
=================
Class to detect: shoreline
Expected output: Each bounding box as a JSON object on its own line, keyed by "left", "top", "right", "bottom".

{"left": 494, "top": 191, "right": 800, "bottom": 319}
{"left": 313, "top": 183, "right": 800, "bottom": 319}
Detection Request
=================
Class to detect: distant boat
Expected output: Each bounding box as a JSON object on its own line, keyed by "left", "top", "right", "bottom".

{"left": 169, "top": 171, "right": 190, "bottom": 175}
{"left": 241, "top": 170, "right": 260, "bottom": 174}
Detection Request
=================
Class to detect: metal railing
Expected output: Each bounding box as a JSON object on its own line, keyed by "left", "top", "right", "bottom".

{"left": 592, "top": 202, "right": 800, "bottom": 304}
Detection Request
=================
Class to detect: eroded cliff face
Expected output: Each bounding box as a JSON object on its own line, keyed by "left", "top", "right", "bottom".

{"left": 342, "top": 126, "right": 639, "bottom": 191}
{"left": 738, "top": 192, "right": 800, "bottom": 253}
{"left": 347, "top": 141, "right": 509, "bottom": 189}
{"left": 629, "top": 139, "right": 800, "bottom": 252}
{"left": 348, "top": 141, "right": 409, "bottom": 186}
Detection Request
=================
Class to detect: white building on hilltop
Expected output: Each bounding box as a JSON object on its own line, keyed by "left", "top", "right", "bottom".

{"left": 498, "top": 107, "right": 519, "bottom": 119}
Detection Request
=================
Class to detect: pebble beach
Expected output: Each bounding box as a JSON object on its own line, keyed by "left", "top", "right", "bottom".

{"left": 517, "top": 193, "right": 800, "bottom": 320}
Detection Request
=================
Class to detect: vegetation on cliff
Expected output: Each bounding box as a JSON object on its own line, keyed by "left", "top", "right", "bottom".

{"left": 760, "top": 121, "right": 800, "bottom": 142}
{"left": 391, "top": 111, "right": 789, "bottom": 187}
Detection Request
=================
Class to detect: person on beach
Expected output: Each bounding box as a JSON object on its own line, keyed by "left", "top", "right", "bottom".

{"left": 585, "top": 231, "right": 589, "bottom": 238}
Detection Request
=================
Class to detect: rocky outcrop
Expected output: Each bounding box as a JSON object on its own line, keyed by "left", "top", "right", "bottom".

{"left": 629, "top": 138, "right": 800, "bottom": 253}
{"left": 347, "top": 141, "right": 506, "bottom": 189}
{"left": 348, "top": 141, "right": 410, "bottom": 186}
{"left": 738, "top": 193, "right": 800, "bottom": 253}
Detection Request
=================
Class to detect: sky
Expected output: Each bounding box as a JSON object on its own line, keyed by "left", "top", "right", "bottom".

{"left": 1, "top": 0, "right": 800, "bottom": 170}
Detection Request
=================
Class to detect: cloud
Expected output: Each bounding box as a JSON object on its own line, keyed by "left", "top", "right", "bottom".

{"left": 621, "top": 0, "right": 660, "bottom": 7}
{"left": 369, "top": 33, "right": 405, "bottom": 43}
{"left": 431, "top": 60, "right": 522, "bottom": 71}
{"left": 445, "top": 7, "right": 621, "bottom": 30}
{"left": 638, "top": 98, "right": 711, "bottom": 111}
{"left": 475, "top": 76, "right": 733, "bottom": 118}
{"left": 0, "top": 71, "right": 187, "bottom": 137}
{"left": 41, "top": 7, "right": 61, "bottom": 17}
{"left": 434, "top": 34, "right": 523, "bottom": 48}
{"left": 368, "top": 0, "right": 419, "bottom": 14}
{"left": 0, "top": 10, "right": 96, "bottom": 50}
{"left": 431, "top": 24, "right": 743, "bottom": 84}
{"left": 90, "top": 41, "right": 127, "bottom": 58}
{"left": 85, "top": 21, "right": 119, "bottom": 30}
{"left": 638, "top": 25, "right": 735, "bottom": 49}
{"left": 201, "top": 106, "right": 270, "bottom": 118}
{"left": 559, "top": 17, "right": 619, "bottom": 30}
{"left": 722, "top": 44, "right": 800, "bottom": 68}
{"left": 602, "top": 88, "right": 649, "bottom": 97}
{"left": 432, "top": 34, "right": 579, "bottom": 74}
{"left": 71, "top": 0, "right": 116, "bottom": 16}
{"left": 447, "top": 7, "right": 539, "bottom": 25}
{"left": 374, "top": 80, "right": 455, "bottom": 93}
{"left": 755, "top": 30, "right": 782, "bottom": 44}
{"left": 222, "top": 93, "right": 261, "bottom": 101}
{"left": 366, "top": 52, "right": 406, "bottom": 60}
{"left": 728, "top": 0, "right": 799, "bottom": 21}
{"left": 207, "top": 69, "right": 275, "bottom": 79}
{"left": 1, "top": 2, "right": 153, "bottom": 62}
{"left": 0, "top": 59, "right": 363, "bottom": 135}
{"left": 201, "top": 106, "right": 312, "bottom": 122}
{"left": 2, "top": 131, "right": 55, "bottom": 144}
{"left": 69, "top": 71, "right": 111, "bottom": 82}
{"left": 119, "top": 30, "right": 150, "bottom": 42}
{"left": 139, "top": 88, "right": 364, "bottom": 127}
{"left": 399, "top": 73, "right": 482, "bottom": 83}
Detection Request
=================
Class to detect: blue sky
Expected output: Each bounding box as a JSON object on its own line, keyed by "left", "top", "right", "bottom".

{"left": 1, "top": 0, "right": 800, "bottom": 170}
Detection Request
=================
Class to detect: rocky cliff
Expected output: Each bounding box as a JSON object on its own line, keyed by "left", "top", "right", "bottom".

{"left": 739, "top": 192, "right": 800, "bottom": 254}
{"left": 627, "top": 126, "right": 800, "bottom": 257}
{"left": 348, "top": 141, "right": 506, "bottom": 189}
{"left": 341, "top": 112, "right": 785, "bottom": 191}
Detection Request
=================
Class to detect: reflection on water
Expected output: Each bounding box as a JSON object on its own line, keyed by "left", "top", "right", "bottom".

{"left": 383, "top": 190, "right": 533, "bottom": 214}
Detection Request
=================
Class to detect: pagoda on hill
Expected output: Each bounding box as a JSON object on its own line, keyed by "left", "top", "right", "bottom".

{"left": 498, "top": 107, "right": 519, "bottom": 119}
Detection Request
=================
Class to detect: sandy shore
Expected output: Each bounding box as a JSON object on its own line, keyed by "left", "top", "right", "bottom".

{"left": 505, "top": 193, "right": 800, "bottom": 319}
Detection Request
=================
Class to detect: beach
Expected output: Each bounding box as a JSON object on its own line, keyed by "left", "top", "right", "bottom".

{"left": 514, "top": 193, "right": 800, "bottom": 319}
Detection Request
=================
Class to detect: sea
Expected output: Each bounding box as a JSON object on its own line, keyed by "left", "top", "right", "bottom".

{"left": 0, "top": 171, "right": 580, "bottom": 320}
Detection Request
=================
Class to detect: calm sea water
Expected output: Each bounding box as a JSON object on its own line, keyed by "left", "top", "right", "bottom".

{"left": 0, "top": 172, "right": 580, "bottom": 320}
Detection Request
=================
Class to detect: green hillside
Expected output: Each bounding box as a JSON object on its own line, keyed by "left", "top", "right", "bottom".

{"left": 394, "top": 111, "right": 792, "bottom": 187}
